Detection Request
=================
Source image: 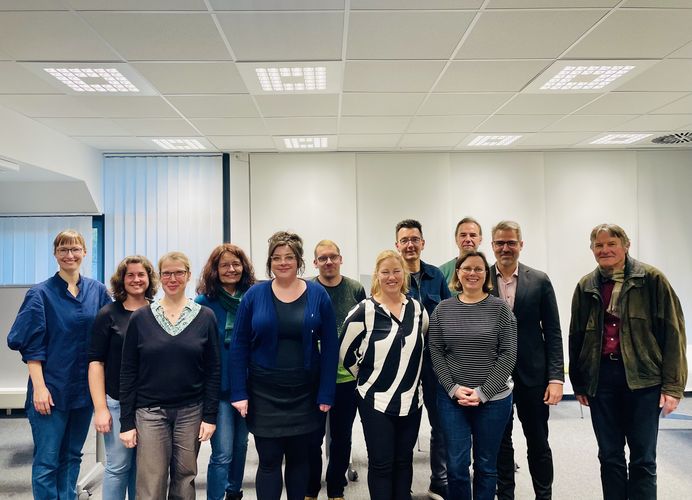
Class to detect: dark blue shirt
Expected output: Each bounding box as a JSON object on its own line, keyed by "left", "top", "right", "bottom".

{"left": 407, "top": 260, "right": 452, "bottom": 317}
{"left": 7, "top": 273, "right": 111, "bottom": 411}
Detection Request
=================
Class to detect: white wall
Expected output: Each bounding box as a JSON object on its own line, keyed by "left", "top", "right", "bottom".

{"left": 0, "top": 105, "right": 102, "bottom": 213}
{"left": 236, "top": 149, "right": 692, "bottom": 391}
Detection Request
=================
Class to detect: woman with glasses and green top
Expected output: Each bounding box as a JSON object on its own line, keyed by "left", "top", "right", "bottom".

{"left": 196, "top": 244, "right": 257, "bottom": 500}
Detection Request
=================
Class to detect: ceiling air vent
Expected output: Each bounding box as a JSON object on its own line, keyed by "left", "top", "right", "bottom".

{"left": 651, "top": 132, "right": 692, "bottom": 144}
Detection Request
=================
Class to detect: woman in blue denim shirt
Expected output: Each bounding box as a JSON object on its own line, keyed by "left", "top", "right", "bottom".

{"left": 88, "top": 255, "right": 158, "bottom": 500}
{"left": 7, "top": 229, "right": 111, "bottom": 499}
{"left": 196, "top": 243, "right": 257, "bottom": 500}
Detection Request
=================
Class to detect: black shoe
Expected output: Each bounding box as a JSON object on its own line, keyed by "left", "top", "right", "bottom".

{"left": 428, "top": 484, "right": 447, "bottom": 500}
{"left": 225, "top": 492, "right": 243, "bottom": 500}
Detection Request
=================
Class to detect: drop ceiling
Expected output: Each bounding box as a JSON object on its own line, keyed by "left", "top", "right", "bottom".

{"left": 0, "top": 0, "right": 691, "bottom": 152}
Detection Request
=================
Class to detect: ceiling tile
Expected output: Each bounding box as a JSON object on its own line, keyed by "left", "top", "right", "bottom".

{"left": 351, "top": 0, "right": 483, "bottom": 8}
{"left": 498, "top": 94, "right": 598, "bottom": 114}
{"left": 668, "top": 39, "right": 692, "bottom": 58}
{"left": 337, "top": 134, "right": 401, "bottom": 149}
{"left": 0, "top": 95, "right": 102, "bottom": 118}
{"left": 265, "top": 117, "right": 337, "bottom": 135}
{"left": 0, "top": 12, "right": 120, "bottom": 60}
{"left": 191, "top": 118, "right": 268, "bottom": 135}
{"left": 339, "top": 116, "right": 410, "bottom": 134}
{"left": 132, "top": 63, "right": 248, "bottom": 94}
{"left": 217, "top": 12, "right": 343, "bottom": 62}
{"left": 67, "top": 0, "right": 207, "bottom": 10}
{"left": 455, "top": 9, "right": 606, "bottom": 59}
{"left": 566, "top": 9, "right": 692, "bottom": 59}
{"left": 435, "top": 60, "right": 551, "bottom": 92}
{"left": 544, "top": 114, "right": 636, "bottom": 132}
{"left": 254, "top": 94, "right": 339, "bottom": 117}
{"left": 112, "top": 118, "right": 199, "bottom": 136}
{"left": 166, "top": 95, "right": 259, "bottom": 118}
{"left": 0, "top": 0, "right": 69, "bottom": 10}
{"left": 618, "top": 60, "right": 692, "bottom": 92}
{"left": 347, "top": 11, "right": 474, "bottom": 60}
{"left": 344, "top": 61, "right": 446, "bottom": 92}
{"left": 419, "top": 93, "right": 513, "bottom": 115}
{"left": 622, "top": 0, "right": 692, "bottom": 6}
{"left": 400, "top": 133, "right": 465, "bottom": 148}
{"left": 476, "top": 114, "right": 559, "bottom": 132}
{"left": 36, "top": 117, "right": 129, "bottom": 136}
{"left": 575, "top": 92, "right": 688, "bottom": 115}
{"left": 208, "top": 135, "right": 276, "bottom": 150}
{"left": 72, "top": 136, "right": 155, "bottom": 151}
{"left": 341, "top": 93, "right": 426, "bottom": 116}
{"left": 407, "top": 115, "right": 485, "bottom": 133}
{"left": 611, "top": 114, "right": 692, "bottom": 132}
{"left": 83, "top": 96, "right": 180, "bottom": 118}
{"left": 211, "top": 0, "right": 344, "bottom": 10}
{"left": 81, "top": 13, "right": 231, "bottom": 61}
{"left": 653, "top": 94, "right": 692, "bottom": 114}
{"left": 514, "top": 131, "right": 593, "bottom": 146}
{"left": 487, "top": 0, "right": 618, "bottom": 6}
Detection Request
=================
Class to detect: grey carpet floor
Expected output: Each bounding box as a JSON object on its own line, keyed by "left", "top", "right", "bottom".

{"left": 2, "top": 398, "right": 691, "bottom": 499}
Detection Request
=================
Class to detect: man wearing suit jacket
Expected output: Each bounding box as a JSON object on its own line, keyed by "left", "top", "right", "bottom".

{"left": 491, "top": 221, "right": 564, "bottom": 500}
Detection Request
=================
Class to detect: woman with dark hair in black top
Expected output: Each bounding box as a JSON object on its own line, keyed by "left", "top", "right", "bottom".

{"left": 88, "top": 255, "right": 158, "bottom": 500}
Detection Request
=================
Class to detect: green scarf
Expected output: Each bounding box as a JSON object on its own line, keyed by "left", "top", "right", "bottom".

{"left": 218, "top": 288, "right": 242, "bottom": 345}
{"left": 598, "top": 267, "right": 625, "bottom": 318}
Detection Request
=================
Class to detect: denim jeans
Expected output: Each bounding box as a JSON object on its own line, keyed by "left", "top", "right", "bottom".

{"left": 306, "top": 380, "right": 358, "bottom": 498}
{"left": 103, "top": 396, "right": 136, "bottom": 500}
{"left": 357, "top": 396, "right": 422, "bottom": 500}
{"left": 135, "top": 403, "right": 203, "bottom": 500}
{"left": 437, "top": 386, "right": 513, "bottom": 500}
{"left": 589, "top": 359, "right": 661, "bottom": 500}
{"left": 27, "top": 404, "right": 93, "bottom": 500}
{"left": 207, "top": 399, "right": 249, "bottom": 500}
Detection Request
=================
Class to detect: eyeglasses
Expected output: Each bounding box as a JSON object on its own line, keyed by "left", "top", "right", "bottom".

{"left": 219, "top": 262, "right": 243, "bottom": 270}
{"left": 492, "top": 240, "right": 520, "bottom": 249}
{"left": 160, "top": 270, "right": 187, "bottom": 280}
{"left": 316, "top": 255, "right": 340, "bottom": 264}
{"left": 56, "top": 247, "right": 83, "bottom": 256}
{"left": 271, "top": 254, "right": 296, "bottom": 264}
{"left": 398, "top": 237, "right": 422, "bottom": 246}
{"left": 460, "top": 266, "right": 486, "bottom": 274}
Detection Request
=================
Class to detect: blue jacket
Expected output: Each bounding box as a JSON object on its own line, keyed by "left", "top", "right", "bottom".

{"left": 407, "top": 260, "right": 452, "bottom": 317}
{"left": 230, "top": 280, "right": 338, "bottom": 406}
{"left": 7, "top": 273, "right": 111, "bottom": 410}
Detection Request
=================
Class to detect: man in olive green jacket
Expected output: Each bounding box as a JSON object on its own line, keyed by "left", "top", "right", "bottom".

{"left": 569, "top": 223, "right": 687, "bottom": 500}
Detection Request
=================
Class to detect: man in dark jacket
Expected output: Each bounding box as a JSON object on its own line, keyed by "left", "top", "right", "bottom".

{"left": 569, "top": 223, "right": 687, "bottom": 500}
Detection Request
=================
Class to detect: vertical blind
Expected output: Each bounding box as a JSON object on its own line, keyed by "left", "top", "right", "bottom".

{"left": 103, "top": 155, "right": 223, "bottom": 296}
{"left": 0, "top": 216, "right": 93, "bottom": 285}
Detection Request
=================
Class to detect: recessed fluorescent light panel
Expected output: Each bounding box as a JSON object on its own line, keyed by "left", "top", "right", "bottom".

{"left": 256, "top": 67, "right": 326, "bottom": 92}
{"left": 590, "top": 133, "right": 652, "bottom": 145}
{"left": 237, "top": 61, "right": 342, "bottom": 95}
{"left": 152, "top": 138, "right": 206, "bottom": 150}
{"left": 523, "top": 60, "right": 656, "bottom": 94}
{"left": 21, "top": 62, "right": 158, "bottom": 96}
{"left": 468, "top": 135, "right": 521, "bottom": 147}
{"left": 283, "top": 137, "right": 328, "bottom": 149}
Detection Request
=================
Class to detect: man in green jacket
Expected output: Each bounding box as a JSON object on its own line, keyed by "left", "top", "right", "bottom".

{"left": 569, "top": 223, "right": 687, "bottom": 500}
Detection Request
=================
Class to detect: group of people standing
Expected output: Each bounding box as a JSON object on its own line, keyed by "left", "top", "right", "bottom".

{"left": 7, "top": 216, "right": 687, "bottom": 500}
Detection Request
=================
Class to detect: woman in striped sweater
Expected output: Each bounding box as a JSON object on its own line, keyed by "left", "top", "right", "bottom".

{"left": 428, "top": 251, "right": 517, "bottom": 500}
{"left": 340, "top": 249, "right": 428, "bottom": 500}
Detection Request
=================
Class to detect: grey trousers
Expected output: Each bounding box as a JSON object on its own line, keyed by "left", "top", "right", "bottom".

{"left": 135, "top": 403, "right": 203, "bottom": 500}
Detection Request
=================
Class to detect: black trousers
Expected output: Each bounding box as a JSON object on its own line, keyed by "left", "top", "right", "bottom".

{"left": 254, "top": 433, "right": 311, "bottom": 500}
{"left": 496, "top": 383, "right": 553, "bottom": 500}
{"left": 358, "top": 396, "right": 422, "bottom": 500}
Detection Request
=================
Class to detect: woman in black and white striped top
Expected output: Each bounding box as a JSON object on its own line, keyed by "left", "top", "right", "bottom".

{"left": 429, "top": 251, "right": 517, "bottom": 500}
{"left": 340, "top": 249, "right": 428, "bottom": 500}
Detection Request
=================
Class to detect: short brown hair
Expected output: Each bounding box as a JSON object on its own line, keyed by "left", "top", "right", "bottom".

{"left": 197, "top": 243, "right": 256, "bottom": 298}
{"left": 589, "top": 223, "right": 630, "bottom": 248}
{"left": 371, "top": 249, "right": 409, "bottom": 296}
{"left": 266, "top": 231, "right": 305, "bottom": 277}
{"left": 53, "top": 229, "right": 86, "bottom": 254}
{"left": 455, "top": 217, "right": 482, "bottom": 237}
{"left": 313, "top": 239, "right": 341, "bottom": 258}
{"left": 492, "top": 220, "right": 522, "bottom": 241}
{"left": 110, "top": 255, "right": 158, "bottom": 302}
{"left": 451, "top": 251, "right": 493, "bottom": 293}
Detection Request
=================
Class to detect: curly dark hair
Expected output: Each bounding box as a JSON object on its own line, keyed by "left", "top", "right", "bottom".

{"left": 266, "top": 231, "right": 305, "bottom": 278}
{"left": 196, "top": 243, "right": 256, "bottom": 298}
{"left": 110, "top": 255, "right": 158, "bottom": 302}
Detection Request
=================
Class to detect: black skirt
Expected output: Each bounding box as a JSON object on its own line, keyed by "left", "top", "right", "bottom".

{"left": 247, "top": 363, "right": 321, "bottom": 438}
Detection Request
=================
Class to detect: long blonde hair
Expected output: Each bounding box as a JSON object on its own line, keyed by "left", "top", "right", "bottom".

{"left": 370, "top": 249, "right": 409, "bottom": 296}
